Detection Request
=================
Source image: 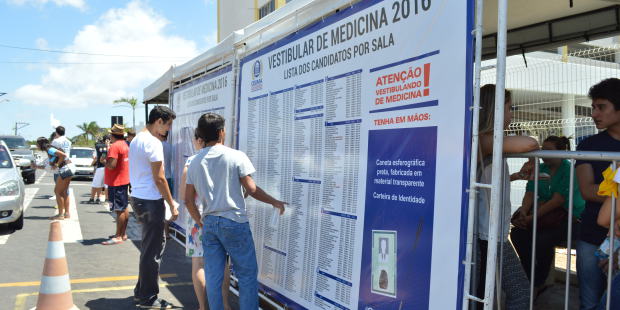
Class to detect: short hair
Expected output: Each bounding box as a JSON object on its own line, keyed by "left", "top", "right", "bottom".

{"left": 589, "top": 78, "right": 620, "bottom": 110}
{"left": 55, "top": 126, "right": 65, "bottom": 136}
{"left": 196, "top": 113, "right": 225, "bottom": 143}
{"left": 148, "top": 106, "right": 176, "bottom": 125}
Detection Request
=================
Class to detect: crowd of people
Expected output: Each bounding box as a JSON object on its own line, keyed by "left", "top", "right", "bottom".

{"left": 35, "top": 106, "right": 285, "bottom": 309}
{"left": 474, "top": 78, "right": 620, "bottom": 310}
{"left": 30, "top": 76, "right": 620, "bottom": 309}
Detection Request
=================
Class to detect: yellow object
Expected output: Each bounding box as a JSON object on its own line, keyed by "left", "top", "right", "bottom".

{"left": 598, "top": 166, "right": 618, "bottom": 198}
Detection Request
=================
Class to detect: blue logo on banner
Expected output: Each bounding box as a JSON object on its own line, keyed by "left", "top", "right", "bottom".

{"left": 251, "top": 60, "right": 263, "bottom": 92}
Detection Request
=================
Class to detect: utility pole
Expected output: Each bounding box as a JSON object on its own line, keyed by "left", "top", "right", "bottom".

{"left": 14, "top": 122, "right": 29, "bottom": 136}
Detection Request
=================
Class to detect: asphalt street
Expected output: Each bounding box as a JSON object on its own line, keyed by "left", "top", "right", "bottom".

{"left": 0, "top": 171, "right": 238, "bottom": 310}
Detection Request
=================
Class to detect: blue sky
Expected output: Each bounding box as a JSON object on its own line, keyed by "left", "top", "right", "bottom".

{"left": 0, "top": 0, "right": 217, "bottom": 140}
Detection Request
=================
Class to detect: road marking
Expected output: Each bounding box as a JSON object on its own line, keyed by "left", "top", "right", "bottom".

{"left": 61, "top": 188, "right": 83, "bottom": 243}
{"left": 35, "top": 171, "right": 47, "bottom": 184}
{"left": 0, "top": 273, "right": 177, "bottom": 287}
{"left": 0, "top": 188, "right": 40, "bottom": 245}
{"left": 13, "top": 281, "right": 192, "bottom": 310}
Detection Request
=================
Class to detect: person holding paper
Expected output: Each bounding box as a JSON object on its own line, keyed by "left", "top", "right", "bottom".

{"left": 129, "top": 106, "right": 179, "bottom": 309}
{"left": 185, "top": 113, "right": 286, "bottom": 310}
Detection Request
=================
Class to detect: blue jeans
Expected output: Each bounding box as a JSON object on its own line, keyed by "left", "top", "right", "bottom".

{"left": 202, "top": 216, "right": 258, "bottom": 310}
{"left": 577, "top": 240, "right": 606, "bottom": 310}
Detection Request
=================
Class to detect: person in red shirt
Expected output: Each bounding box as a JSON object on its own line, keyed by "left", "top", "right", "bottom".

{"left": 102, "top": 124, "right": 131, "bottom": 245}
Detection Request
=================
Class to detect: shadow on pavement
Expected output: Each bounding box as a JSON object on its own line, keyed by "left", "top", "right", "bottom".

{"left": 0, "top": 226, "right": 15, "bottom": 235}
{"left": 31, "top": 206, "right": 55, "bottom": 209}
{"left": 24, "top": 215, "right": 53, "bottom": 220}
{"left": 80, "top": 238, "right": 109, "bottom": 246}
{"left": 35, "top": 195, "right": 53, "bottom": 200}
{"left": 84, "top": 296, "right": 135, "bottom": 310}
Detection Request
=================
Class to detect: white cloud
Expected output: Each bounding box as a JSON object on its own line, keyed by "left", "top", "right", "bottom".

{"left": 8, "top": 0, "right": 86, "bottom": 9}
{"left": 35, "top": 38, "right": 48, "bottom": 50}
{"left": 14, "top": 1, "right": 198, "bottom": 109}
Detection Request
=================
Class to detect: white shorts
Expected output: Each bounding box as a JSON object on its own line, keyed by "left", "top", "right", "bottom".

{"left": 91, "top": 167, "right": 105, "bottom": 188}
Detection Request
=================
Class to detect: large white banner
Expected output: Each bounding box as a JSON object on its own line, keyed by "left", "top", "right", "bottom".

{"left": 237, "top": 1, "right": 473, "bottom": 309}
{"left": 170, "top": 64, "right": 235, "bottom": 236}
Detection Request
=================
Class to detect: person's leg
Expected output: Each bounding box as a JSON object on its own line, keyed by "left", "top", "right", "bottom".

{"left": 218, "top": 218, "right": 258, "bottom": 310}
{"left": 132, "top": 198, "right": 166, "bottom": 304}
{"left": 509, "top": 226, "right": 533, "bottom": 276}
{"left": 577, "top": 240, "right": 607, "bottom": 310}
{"left": 113, "top": 185, "right": 129, "bottom": 240}
{"left": 191, "top": 257, "right": 207, "bottom": 310}
{"left": 501, "top": 241, "right": 531, "bottom": 310}
{"left": 53, "top": 180, "right": 65, "bottom": 218}
{"left": 202, "top": 216, "right": 227, "bottom": 310}
{"left": 61, "top": 177, "right": 71, "bottom": 218}
{"left": 118, "top": 209, "right": 129, "bottom": 240}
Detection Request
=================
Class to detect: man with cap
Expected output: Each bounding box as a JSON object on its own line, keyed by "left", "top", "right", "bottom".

{"left": 102, "top": 124, "right": 131, "bottom": 245}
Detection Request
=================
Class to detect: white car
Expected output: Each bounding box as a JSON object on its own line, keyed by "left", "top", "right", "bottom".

{"left": 70, "top": 147, "right": 96, "bottom": 178}
{"left": 0, "top": 141, "right": 26, "bottom": 230}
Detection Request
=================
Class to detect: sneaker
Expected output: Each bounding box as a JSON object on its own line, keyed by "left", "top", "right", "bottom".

{"left": 95, "top": 198, "right": 101, "bottom": 204}
{"left": 137, "top": 298, "right": 174, "bottom": 309}
{"left": 86, "top": 198, "right": 95, "bottom": 204}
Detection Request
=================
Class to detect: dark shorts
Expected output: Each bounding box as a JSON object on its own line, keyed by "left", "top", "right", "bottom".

{"left": 108, "top": 184, "right": 129, "bottom": 212}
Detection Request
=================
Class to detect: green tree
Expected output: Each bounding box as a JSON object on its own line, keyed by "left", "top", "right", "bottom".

{"left": 113, "top": 97, "right": 138, "bottom": 130}
{"left": 76, "top": 121, "right": 100, "bottom": 141}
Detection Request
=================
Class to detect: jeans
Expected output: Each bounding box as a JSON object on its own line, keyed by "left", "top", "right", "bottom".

{"left": 202, "top": 216, "right": 258, "bottom": 310}
{"left": 131, "top": 197, "right": 166, "bottom": 304}
{"left": 577, "top": 240, "right": 606, "bottom": 310}
{"left": 598, "top": 273, "right": 620, "bottom": 309}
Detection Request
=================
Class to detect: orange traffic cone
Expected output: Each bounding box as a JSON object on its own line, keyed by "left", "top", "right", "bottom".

{"left": 32, "top": 220, "right": 78, "bottom": 310}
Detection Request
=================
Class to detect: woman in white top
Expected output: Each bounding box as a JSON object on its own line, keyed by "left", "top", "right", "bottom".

{"left": 179, "top": 131, "right": 231, "bottom": 310}
{"left": 474, "top": 84, "right": 539, "bottom": 309}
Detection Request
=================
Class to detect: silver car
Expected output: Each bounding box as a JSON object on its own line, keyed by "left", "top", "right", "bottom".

{"left": 0, "top": 141, "right": 26, "bottom": 230}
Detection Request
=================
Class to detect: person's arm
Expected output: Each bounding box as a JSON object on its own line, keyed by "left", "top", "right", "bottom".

{"left": 54, "top": 149, "right": 66, "bottom": 163}
{"left": 576, "top": 163, "right": 606, "bottom": 204}
{"left": 598, "top": 197, "right": 620, "bottom": 228}
{"left": 240, "top": 175, "right": 286, "bottom": 214}
{"left": 184, "top": 184, "right": 203, "bottom": 226}
{"left": 479, "top": 134, "right": 539, "bottom": 158}
{"left": 105, "top": 144, "right": 118, "bottom": 170}
{"left": 150, "top": 161, "right": 178, "bottom": 220}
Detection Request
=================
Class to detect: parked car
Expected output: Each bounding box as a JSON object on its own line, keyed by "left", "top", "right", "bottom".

{"left": 0, "top": 141, "right": 26, "bottom": 230}
{"left": 0, "top": 135, "right": 36, "bottom": 184}
{"left": 70, "top": 147, "right": 96, "bottom": 178}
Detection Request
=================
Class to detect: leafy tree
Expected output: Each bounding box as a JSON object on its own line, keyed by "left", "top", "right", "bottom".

{"left": 76, "top": 121, "right": 100, "bottom": 141}
{"left": 113, "top": 97, "right": 138, "bottom": 130}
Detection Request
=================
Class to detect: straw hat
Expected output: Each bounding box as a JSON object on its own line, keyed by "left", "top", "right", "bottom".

{"left": 108, "top": 124, "right": 125, "bottom": 135}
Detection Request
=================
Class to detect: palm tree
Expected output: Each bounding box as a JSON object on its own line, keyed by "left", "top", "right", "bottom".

{"left": 113, "top": 97, "right": 138, "bottom": 130}
{"left": 76, "top": 121, "right": 100, "bottom": 141}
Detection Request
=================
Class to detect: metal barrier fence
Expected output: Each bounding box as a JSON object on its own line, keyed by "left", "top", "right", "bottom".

{"left": 468, "top": 149, "right": 620, "bottom": 310}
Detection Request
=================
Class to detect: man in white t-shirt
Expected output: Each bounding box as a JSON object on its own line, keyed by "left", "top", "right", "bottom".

{"left": 51, "top": 126, "right": 71, "bottom": 201}
{"left": 185, "top": 113, "right": 286, "bottom": 310}
{"left": 129, "top": 106, "right": 179, "bottom": 309}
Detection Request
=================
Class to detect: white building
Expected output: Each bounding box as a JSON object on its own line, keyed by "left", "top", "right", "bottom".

{"left": 217, "top": 0, "right": 294, "bottom": 42}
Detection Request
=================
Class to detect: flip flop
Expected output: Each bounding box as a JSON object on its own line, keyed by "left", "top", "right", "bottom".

{"left": 64, "top": 214, "right": 71, "bottom": 219}
{"left": 102, "top": 238, "right": 123, "bottom": 245}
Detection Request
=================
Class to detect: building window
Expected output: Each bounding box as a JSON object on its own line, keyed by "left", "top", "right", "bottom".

{"left": 259, "top": 0, "right": 276, "bottom": 19}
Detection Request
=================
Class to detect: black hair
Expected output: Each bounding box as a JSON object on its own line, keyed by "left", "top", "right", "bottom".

{"left": 36, "top": 137, "right": 50, "bottom": 151}
{"left": 49, "top": 132, "right": 57, "bottom": 141}
{"left": 111, "top": 133, "right": 125, "bottom": 140}
{"left": 544, "top": 135, "right": 571, "bottom": 151}
{"left": 588, "top": 78, "right": 620, "bottom": 110}
{"left": 147, "top": 106, "right": 176, "bottom": 125}
{"left": 196, "top": 113, "right": 225, "bottom": 143}
{"left": 55, "top": 126, "right": 65, "bottom": 136}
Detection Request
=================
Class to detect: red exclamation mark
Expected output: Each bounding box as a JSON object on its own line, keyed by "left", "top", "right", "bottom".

{"left": 423, "top": 63, "right": 430, "bottom": 96}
